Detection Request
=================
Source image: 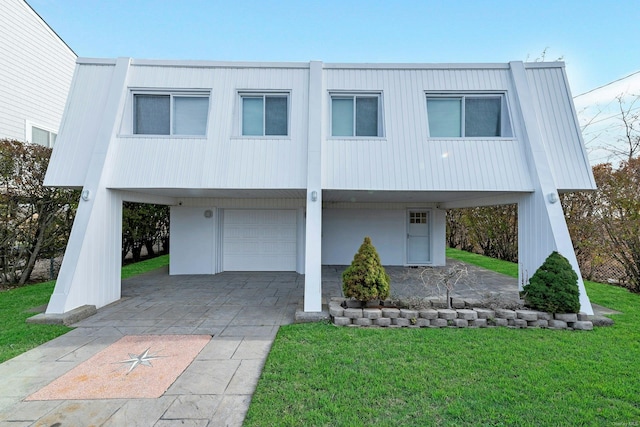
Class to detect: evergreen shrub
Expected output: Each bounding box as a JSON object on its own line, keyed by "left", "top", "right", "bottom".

{"left": 342, "top": 237, "right": 390, "bottom": 303}
{"left": 523, "top": 251, "right": 580, "bottom": 313}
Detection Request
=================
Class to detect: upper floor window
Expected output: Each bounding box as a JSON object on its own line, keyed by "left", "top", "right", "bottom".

{"left": 241, "top": 94, "right": 288, "bottom": 136}
{"left": 134, "top": 93, "right": 209, "bottom": 136}
{"left": 426, "top": 94, "right": 512, "bottom": 138}
{"left": 331, "top": 94, "right": 382, "bottom": 137}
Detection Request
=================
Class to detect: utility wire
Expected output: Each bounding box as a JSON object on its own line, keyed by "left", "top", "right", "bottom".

{"left": 574, "top": 70, "right": 640, "bottom": 99}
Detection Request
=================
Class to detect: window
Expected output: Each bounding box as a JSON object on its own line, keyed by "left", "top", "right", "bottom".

{"left": 31, "top": 126, "right": 56, "bottom": 147}
{"left": 426, "top": 95, "right": 511, "bottom": 137}
{"left": 409, "top": 211, "right": 428, "bottom": 224}
{"left": 134, "top": 93, "right": 209, "bottom": 136}
{"left": 241, "top": 94, "right": 288, "bottom": 136}
{"left": 331, "top": 94, "right": 381, "bottom": 137}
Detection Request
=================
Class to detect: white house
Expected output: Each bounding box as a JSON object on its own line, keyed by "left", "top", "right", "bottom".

{"left": 0, "top": 0, "right": 76, "bottom": 146}
{"left": 43, "top": 58, "right": 596, "bottom": 315}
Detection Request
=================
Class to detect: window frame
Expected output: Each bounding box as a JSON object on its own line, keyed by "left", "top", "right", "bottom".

{"left": 238, "top": 92, "right": 291, "bottom": 138}
{"left": 329, "top": 92, "right": 384, "bottom": 138}
{"left": 132, "top": 91, "right": 210, "bottom": 137}
{"left": 425, "top": 93, "right": 513, "bottom": 138}
{"left": 25, "top": 121, "right": 57, "bottom": 147}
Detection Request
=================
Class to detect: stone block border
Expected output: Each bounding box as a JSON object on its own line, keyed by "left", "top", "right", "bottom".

{"left": 330, "top": 299, "right": 595, "bottom": 331}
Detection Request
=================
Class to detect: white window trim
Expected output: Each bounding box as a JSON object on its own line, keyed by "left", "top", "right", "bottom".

{"left": 425, "top": 92, "right": 513, "bottom": 138}
{"left": 130, "top": 90, "right": 211, "bottom": 137}
{"left": 236, "top": 91, "right": 291, "bottom": 138}
{"left": 25, "top": 120, "right": 57, "bottom": 147}
{"left": 329, "top": 92, "right": 385, "bottom": 139}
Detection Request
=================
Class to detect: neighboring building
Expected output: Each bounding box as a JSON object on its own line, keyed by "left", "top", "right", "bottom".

{"left": 43, "top": 58, "right": 596, "bottom": 315}
{"left": 0, "top": 0, "right": 76, "bottom": 146}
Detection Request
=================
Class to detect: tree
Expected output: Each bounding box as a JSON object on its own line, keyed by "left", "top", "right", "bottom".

{"left": 122, "top": 202, "right": 169, "bottom": 262}
{"left": 0, "top": 139, "right": 78, "bottom": 286}
{"left": 595, "top": 158, "right": 640, "bottom": 291}
{"left": 342, "top": 237, "right": 390, "bottom": 304}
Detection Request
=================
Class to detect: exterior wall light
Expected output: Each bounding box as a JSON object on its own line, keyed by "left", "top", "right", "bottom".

{"left": 81, "top": 189, "right": 91, "bottom": 201}
{"left": 204, "top": 209, "right": 213, "bottom": 218}
{"left": 311, "top": 191, "right": 318, "bottom": 202}
{"left": 548, "top": 192, "right": 558, "bottom": 204}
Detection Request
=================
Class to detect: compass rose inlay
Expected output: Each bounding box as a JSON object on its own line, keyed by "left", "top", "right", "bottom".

{"left": 116, "top": 347, "right": 165, "bottom": 374}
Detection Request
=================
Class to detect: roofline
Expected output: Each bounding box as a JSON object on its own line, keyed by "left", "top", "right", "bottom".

{"left": 75, "top": 57, "right": 566, "bottom": 70}
{"left": 24, "top": 0, "right": 77, "bottom": 57}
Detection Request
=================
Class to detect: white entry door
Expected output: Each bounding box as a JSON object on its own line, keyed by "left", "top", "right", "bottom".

{"left": 407, "top": 210, "right": 431, "bottom": 264}
{"left": 223, "top": 209, "right": 297, "bottom": 271}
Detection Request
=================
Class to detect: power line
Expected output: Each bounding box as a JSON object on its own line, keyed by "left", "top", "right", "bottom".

{"left": 574, "top": 70, "right": 640, "bottom": 99}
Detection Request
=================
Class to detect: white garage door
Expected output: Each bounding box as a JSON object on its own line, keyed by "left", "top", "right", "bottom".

{"left": 223, "top": 209, "right": 297, "bottom": 271}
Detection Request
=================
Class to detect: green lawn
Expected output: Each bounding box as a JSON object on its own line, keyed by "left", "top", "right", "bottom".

{"left": 0, "top": 255, "right": 169, "bottom": 363}
{"left": 245, "top": 252, "right": 640, "bottom": 426}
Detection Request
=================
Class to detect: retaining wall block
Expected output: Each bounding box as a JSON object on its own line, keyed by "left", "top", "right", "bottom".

{"left": 513, "top": 319, "right": 528, "bottom": 328}
{"left": 457, "top": 309, "right": 478, "bottom": 320}
{"left": 400, "top": 309, "right": 419, "bottom": 319}
{"left": 473, "top": 308, "right": 495, "bottom": 319}
{"left": 534, "top": 319, "right": 549, "bottom": 328}
{"left": 430, "top": 299, "right": 448, "bottom": 308}
{"left": 373, "top": 317, "right": 391, "bottom": 327}
{"left": 536, "top": 311, "right": 553, "bottom": 321}
{"left": 495, "top": 309, "right": 517, "bottom": 319}
{"left": 431, "top": 318, "right": 448, "bottom": 327}
{"left": 453, "top": 319, "right": 468, "bottom": 327}
{"left": 438, "top": 309, "right": 457, "bottom": 320}
{"left": 492, "top": 318, "right": 509, "bottom": 327}
{"left": 470, "top": 318, "right": 488, "bottom": 328}
{"left": 354, "top": 317, "right": 372, "bottom": 326}
{"left": 416, "top": 318, "right": 430, "bottom": 327}
{"left": 516, "top": 310, "right": 539, "bottom": 321}
{"left": 573, "top": 321, "right": 594, "bottom": 331}
{"left": 554, "top": 313, "right": 578, "bottom": 322}
{"left": 548, "top": 319, "right": 568, "bottom": 329}
{"left": 363, "top": 308, "right": 382, "bottom": 319}
{"left": 463, "top": 298, "right": 482, "bottom": 307}
{"left": 419, "top": 309, "right": 438, "bottom": 319}
{"left": 577, "top": 312, "right": 590, "bottom": 321}
{"left": 344, "top": 308, "right": 363, "bottom": 319}
{"left": 334, "top": 317, "right": 352, "bottom": 326}
{"left": 451, "top": 298, "right": 465, "bottom": 309}
{"left": 382, "top": 308, "right": 400, "bottom": 318}
{"left": 329, "top": 305, "right": 344, "bottom": 317}
{"left": 393, "top": 318, "right": 411, "bottom": 327}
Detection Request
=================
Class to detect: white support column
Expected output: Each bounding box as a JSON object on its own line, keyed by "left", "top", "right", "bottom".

{"left": 46, "top": 58, "right": 132, "bottom": 314}
{"left": 303, "top": 61, "right": 324, "bottom": 312}
{"left": 510, "top": 61, "right": 593, "bottom": 314}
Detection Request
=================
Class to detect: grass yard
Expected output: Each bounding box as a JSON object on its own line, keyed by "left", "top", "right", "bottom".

{"left": 0, "top": 255, "right": 169, "bottom": 363}
{"left": 245, "top": 251, "right": 640, "bottom": 426}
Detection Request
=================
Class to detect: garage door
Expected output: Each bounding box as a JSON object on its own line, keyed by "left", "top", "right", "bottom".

{"left": 223, "top": 209, "right": 297, "bottom": 271}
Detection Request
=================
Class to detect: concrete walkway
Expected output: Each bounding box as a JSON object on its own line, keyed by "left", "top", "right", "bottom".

{"left": 0, "top": 268, "right": 308, "bottom": 426}
{"left": 0, "top": 262, "right": 518, "bottom": 426}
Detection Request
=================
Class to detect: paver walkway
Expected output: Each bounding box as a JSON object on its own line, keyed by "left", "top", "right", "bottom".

{"left": 0, "top": 261, "right": 518, "bottom": 426}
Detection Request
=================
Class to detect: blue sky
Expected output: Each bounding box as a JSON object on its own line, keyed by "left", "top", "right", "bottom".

{"left": 30, "top": 0, "right": 639, "bottom": 96}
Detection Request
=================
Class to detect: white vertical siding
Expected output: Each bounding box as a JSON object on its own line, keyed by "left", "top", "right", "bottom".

{"left": 0, "top": 0, "right": 75, "bottom": 141}
{"left": 322, "top": 66, "right": 533, "bottom": 191}
{"left": 44, "top": 64, "right": 116, "bottom": 186}
{"left": 170, "top": 207, "right": 216, "bottom": 274}
{"left": 109, "top": 64, "right": 309, "bottom": 189}
{"left": 525, "top": 66, "right": 596, "bottom": 190}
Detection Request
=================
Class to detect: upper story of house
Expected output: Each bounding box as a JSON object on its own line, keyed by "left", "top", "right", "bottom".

{"left": 44, "top": 58, "right": 596, "bottom": 194}
{"left": 0, "top": 0, "right": 76, "bottom": 147}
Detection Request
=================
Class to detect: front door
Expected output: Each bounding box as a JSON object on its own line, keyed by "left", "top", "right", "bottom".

{"left": 407, "top": 210, "right": 430, "bottom": 264}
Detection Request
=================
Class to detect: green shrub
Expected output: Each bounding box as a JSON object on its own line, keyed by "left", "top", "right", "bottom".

{"left": 523, "top": 251, "right": 580, "bottom": 313}
{"left": 342, "top": 237, "right": 390, "bottom": 303}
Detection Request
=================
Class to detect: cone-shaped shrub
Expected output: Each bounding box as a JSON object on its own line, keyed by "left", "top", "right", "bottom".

{"left": 523, "top": 251, "right": 580, "bottom": 313}
{"left": 342, "top": 237, "right": 390, "bottom": 303}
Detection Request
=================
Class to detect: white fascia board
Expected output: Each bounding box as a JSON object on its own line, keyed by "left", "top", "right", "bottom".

{"left": 131, "top": 59, "right": 311, "bottom": 69}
